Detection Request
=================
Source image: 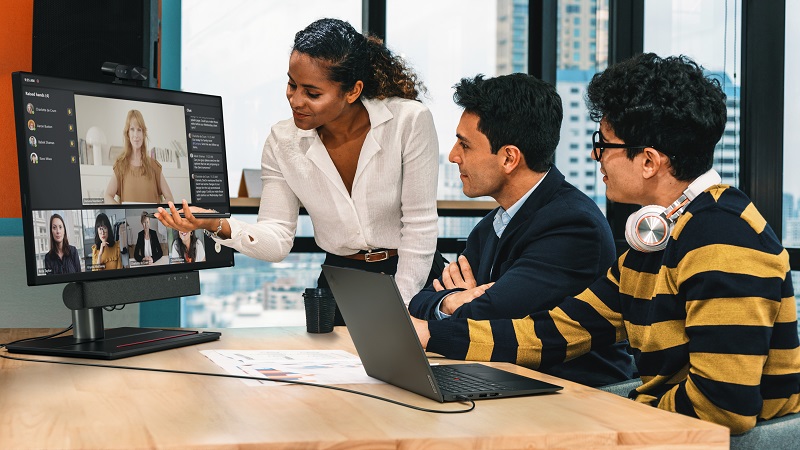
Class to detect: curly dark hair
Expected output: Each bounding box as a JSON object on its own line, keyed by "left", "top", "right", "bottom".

{"left": 586, "top": 53, "right": 727, "bottom": 181}
{"left": 292, "top": 18, "right": 425, "bottom": 100}
{"left": 453, "top": 74, "right": 562, "bottom": 172}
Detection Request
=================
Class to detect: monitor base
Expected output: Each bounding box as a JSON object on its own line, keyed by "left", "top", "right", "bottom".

{"left": 5, "top": 327, "right": 220, "bottom": 360}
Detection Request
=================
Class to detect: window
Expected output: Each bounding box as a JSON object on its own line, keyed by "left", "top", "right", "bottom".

{"left": 784, "top": 0, "right": 800, "bottom": 247}
{"left": 387, "top": 0, "right": 503, "bottom": 202}
{"left": 644, "top": 0, "right": 742, "bottom": 187}
{"left": 181, "top": 2, "right": 362, "bottom": 327}
{"left": 183, "top": 2, "right": 362, "bottom": 194}
{"left": 555, "top": 0, "right": 608, "bottom": 212}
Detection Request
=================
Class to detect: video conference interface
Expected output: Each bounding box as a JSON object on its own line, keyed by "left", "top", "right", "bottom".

{"left": 14, "top": 73, "right": 234, "bottom": 282}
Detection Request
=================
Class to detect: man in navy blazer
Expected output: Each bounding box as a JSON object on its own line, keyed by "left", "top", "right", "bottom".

{"left": 409, "top": 74, "right": 632, "bottom": 387}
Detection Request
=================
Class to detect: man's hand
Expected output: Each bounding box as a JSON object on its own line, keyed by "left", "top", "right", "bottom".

{"left": 410, "top": 315, "right": 430, "bottom": 349}
{"left": 440, "top": 282, "right": 494, "bottom": 315}
{"left": 433, "top": 255, "right": 477, "bottom": 292}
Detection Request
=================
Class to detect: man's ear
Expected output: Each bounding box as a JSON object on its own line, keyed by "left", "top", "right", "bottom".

{"left": 641, "top": 147, "right": 665, "bottom": 179}
{"left": 500, "top": 145, "right": 523, "bottom": 174}
{"left": 345, "top": 80, "right": 364, "bottom": 104}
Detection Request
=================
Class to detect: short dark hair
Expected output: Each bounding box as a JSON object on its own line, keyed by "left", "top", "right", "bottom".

{"left": 586, "top": 53, "right": 727, "bottom": 181}
{"left": 453, "top": 74, "right": 562, "bottom": 172}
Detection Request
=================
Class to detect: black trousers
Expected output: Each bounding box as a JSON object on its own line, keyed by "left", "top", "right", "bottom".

{"left": 316, "top": 252, "right": 445, "bottom": 326}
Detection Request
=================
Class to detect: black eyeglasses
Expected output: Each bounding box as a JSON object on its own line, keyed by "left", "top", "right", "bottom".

{"left": 591, "top": 131, "right": 651, "bottom": 161}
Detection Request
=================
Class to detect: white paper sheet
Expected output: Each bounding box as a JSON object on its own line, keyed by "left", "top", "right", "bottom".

{"left": 200, "top": 349, "right": 383, "bottom": 387}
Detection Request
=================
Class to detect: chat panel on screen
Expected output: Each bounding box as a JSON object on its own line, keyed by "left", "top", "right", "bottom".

{"left": 185, "top": 104, "right": 229, "bottom": 206}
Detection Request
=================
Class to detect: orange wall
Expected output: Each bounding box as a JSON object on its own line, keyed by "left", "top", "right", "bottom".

{"left": 0, "top": 0, "right": 33, "bottom": 218}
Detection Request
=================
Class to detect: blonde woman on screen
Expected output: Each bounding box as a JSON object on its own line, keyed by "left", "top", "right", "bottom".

{"left": 104, "top": 109, "right": 174, "bottom": 204}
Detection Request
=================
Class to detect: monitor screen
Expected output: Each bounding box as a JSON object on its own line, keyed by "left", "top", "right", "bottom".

{"left": 12, "top": 72, "right": 235, "bottom": 287}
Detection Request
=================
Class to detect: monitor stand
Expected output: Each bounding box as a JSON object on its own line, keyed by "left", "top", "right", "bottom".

{"left": 6, "top": 272, "right": 221, "bottom": 359}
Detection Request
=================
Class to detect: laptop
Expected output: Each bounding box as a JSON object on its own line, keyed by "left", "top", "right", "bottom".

{"left": 321, "top": 265, "right": 563, "bottom": 402}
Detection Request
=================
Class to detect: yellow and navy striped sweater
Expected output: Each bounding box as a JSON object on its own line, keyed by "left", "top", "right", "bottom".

{"left": 427, "top": 185, "right": 800, "bottom": 434}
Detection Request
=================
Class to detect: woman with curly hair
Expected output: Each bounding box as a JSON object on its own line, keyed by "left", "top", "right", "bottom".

{"left": 158, "top": 18, "right": 439, "bottom": 324}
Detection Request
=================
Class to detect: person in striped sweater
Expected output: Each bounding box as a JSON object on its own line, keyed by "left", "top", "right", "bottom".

{"left": 412, "top": 53, "right": 800, "bottom": 434}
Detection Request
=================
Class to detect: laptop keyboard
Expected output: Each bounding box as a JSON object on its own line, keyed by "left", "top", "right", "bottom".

{"left": 431, "top": 365, "right": 511, "bottom": 393}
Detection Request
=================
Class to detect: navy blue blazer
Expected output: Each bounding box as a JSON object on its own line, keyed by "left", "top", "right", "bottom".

{"left": 409, "top": 167, "right": 633, "bottom": 386}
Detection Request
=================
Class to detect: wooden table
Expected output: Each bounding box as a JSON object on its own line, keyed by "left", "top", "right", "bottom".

{"left": 0, "top": 327, "right": 729, "bottom": 449}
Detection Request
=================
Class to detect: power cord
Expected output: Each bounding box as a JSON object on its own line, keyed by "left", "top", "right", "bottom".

{"left": 0, "top": 329, "right": 475, "bottom": 414}
{"left": 0, "top": 324, "right": 73, "bottom": 348}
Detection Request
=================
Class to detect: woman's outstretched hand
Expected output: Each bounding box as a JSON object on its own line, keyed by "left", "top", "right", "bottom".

{"left": 155, "top": 200, "right": 215, "bottom": 233}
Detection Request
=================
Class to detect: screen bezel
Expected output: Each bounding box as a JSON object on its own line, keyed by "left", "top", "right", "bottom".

{"left": 12, "top": 71, "right": 235, "bottom": 286}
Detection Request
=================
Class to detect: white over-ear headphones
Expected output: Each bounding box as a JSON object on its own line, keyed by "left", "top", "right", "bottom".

{"left": 625, "top": 169, "right": 722, "bottom": 253}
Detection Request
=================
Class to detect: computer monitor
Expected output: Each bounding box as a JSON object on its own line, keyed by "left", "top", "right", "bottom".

{"left": 9, "top": 72, "right": 235, "bottom": 359}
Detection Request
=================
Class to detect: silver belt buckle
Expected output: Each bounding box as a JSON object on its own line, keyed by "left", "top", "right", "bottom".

{"left": 364, "top": 250, "right": 389, "bottom": 262}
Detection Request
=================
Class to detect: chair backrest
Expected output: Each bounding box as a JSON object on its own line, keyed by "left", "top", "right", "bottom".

{"left": 597, "top": 378, "right": 642, "bottom": 398}
{"left": 599, "top": 379, "right": 800, "bottom": 448}
{"left": 730, "top": 412, "right": 800, "bottom": 450}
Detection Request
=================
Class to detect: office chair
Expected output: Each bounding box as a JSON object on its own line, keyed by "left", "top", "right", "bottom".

{"left": 598, "top": 378, "right": 800, "bottom": 449}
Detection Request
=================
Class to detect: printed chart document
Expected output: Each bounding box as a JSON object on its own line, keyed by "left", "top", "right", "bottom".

{"left": 201, "top": 349, "right": 383, "bottom": 387}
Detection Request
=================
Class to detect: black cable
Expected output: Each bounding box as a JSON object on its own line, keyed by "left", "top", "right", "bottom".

{"left": 0, "top": 350, "right": 475, "bottom": 414}
{"left": 103, "top": 304, "right": 126, "bottom": 311}
{"left": 0, "top": 325, "right": 73, "bottom": 348}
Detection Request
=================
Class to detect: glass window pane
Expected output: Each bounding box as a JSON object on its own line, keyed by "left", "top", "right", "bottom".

{"left": 555, "top": 0, "right": 609, "bottom": 213}
{"left": 643, "top": 0, "right": 742, "bottom": 188}
{"left": 181, "top": 3, "right": 361, "bottom": 327}
{"left": 182, "top": 2, "right": 361, "bottom": 195}
{"left": 387, "top": 0, "right": 505, "bottom": 202}
{"left": 784, "top": 1, "right": 800, "bottom": 247}
{"left": 186, "top": 253, "right": 325, "bottom": 328}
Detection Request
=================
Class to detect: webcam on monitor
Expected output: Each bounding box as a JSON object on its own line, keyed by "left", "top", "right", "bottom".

{"left": 101, "top": 61, "right": 149, "bottom": 85}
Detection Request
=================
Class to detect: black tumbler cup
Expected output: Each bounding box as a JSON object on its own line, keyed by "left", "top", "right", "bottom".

{"left": 303, "top": 288, "right": 336, "bottom": 333}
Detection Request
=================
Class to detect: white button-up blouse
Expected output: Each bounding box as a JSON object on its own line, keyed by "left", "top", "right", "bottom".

{"left": 216, "top": 97, "right": 439, "bottom": 304}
